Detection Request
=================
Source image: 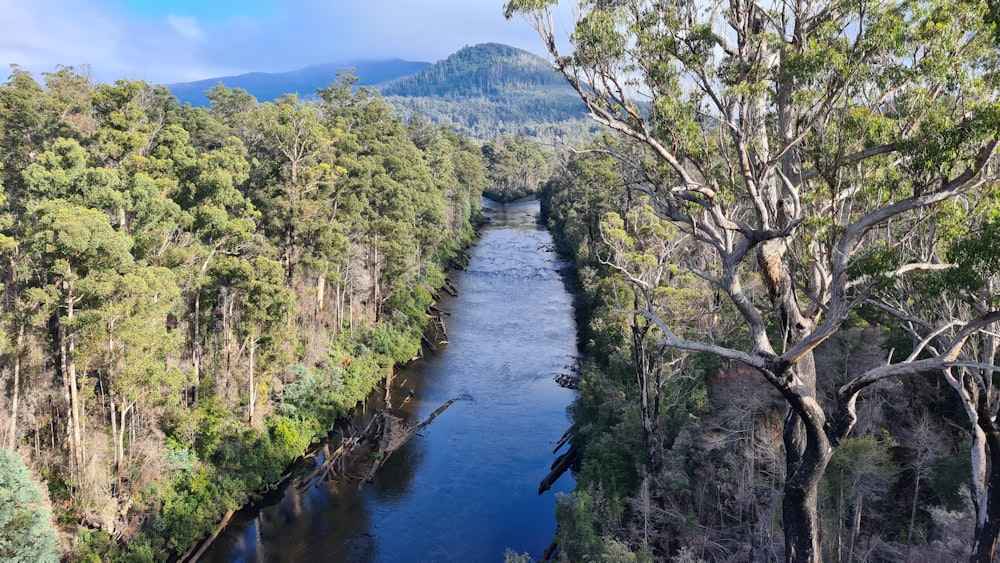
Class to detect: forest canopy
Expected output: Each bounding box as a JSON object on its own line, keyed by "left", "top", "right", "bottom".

{"left": 0, "top": 66, "right": 488, "bottom": 560}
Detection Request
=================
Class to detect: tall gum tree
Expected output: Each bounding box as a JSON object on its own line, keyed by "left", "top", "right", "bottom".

{"left": 506, "top": 0, "right": 1000, "bottom": 560}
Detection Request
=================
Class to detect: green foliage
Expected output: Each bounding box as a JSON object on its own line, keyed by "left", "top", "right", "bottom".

{"left": 157, "top": 467, "right": 232, "bottom": 552}
{"left": 934, "top": 220, "right": 1000, "bottom": 302}
{"left": 381, "top": 43, "right": 592, "bottom": 141}
{"left": 930, "top": 438, "right": 972, "bottom": 510}
{"left": 554, "top": 491, "right": 607, "bottom": 561}
{"left": 0, "top": 61, "right": 485, "bottom": 560}
{"left": 0, "top": 449, "right": 58, "bottom": 562}
{"left": 482, "top": 134, "right": 552, "bottom": 201}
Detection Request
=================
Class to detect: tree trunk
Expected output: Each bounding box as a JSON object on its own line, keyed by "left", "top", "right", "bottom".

{"left": 782, "top": 380, "right": 831, "bottom": 563}
{"left": 193, "top": 290, "right": 202, "bottom": 403}
{"left": 64, "top": 280, "right": 84, "bottom": 472}
{"left": 316, "top": 273, "right": 326, "bottom": 317}
{"left": 110, "top": 398, "right": 118, "bottom": 470}
{"left": 631, "top": 309, "right": 658, "bottom": 470}
{"left": 7, "top": 323, "right": 24, "bottom": 449}
{"left": 248, "top": 336, "right": 257, "bottom": 427}
{"left": 118, "top": 401, "right": 131, "bottom": 475}
{"left": 849, "top": 493, "right": 863, "bottom": 563}
{"left": 970, "top": 422, "right": 1000, "bottom": 562}
{"left": 782, "top": 465, "right": 826, "bottom": 563}
{"left": 224, "top": 289, "right": 234, "bottom": 386}
{"left": 837, "top": 470, "right": 845, "bottom": 562}
{"left": 909, "top": 472, "right": 921, "bottom": 550}
{"left": 371, "top": 239, "right": 381, "bottom": 322}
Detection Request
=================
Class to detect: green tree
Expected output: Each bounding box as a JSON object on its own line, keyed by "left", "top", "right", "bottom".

{"left": 0, "top": 67, "right": 52, "bottom": 194}
{"left": 251, "top": 95, "right": 340, "bottom": 281}
{"left": 0, "top": 448, "right": 58, "bottom": 562}
{"left": 482, "top": 134, "right": 549, "bottom": 202}
{"left": 27, "top": 200, "right": 134, "bottom": 475}
{"left": 507, "top": 1, "right": 1000, "bottom": 560}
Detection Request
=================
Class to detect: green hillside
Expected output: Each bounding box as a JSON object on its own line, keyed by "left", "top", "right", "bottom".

{"left": 379, "top": 43, "right": 596, "bottom": 141}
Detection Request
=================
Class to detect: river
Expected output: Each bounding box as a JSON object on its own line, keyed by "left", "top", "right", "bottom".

{"left": 203, "top": 198, "right": 578, "bottom": 562}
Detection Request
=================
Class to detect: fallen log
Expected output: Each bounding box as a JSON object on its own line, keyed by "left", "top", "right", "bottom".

{"left": 297, "top": 415, "right": 379, "bottom": 489}
{"left": 422, "top": 334, "right": 438, "bottom": 354}
{"left": 552, "top": 428, "right": 573, "bottom": 454}
{"left": 538, "top": 445, "right": 579, "bottom": 495}
{"left": 540, "top": 537, "right": 559, "bottom": 561}
{"left": 183, "top": 508, "right": 235, "bottom": 562}
{"left": 360, "top": 399, "right": 457, "bottom": 486}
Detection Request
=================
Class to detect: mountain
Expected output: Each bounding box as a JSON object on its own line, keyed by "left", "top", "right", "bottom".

{"left": 166, "top": 43, "right": 595, "bottom": 141}
{"left": 167, "top": 58, "right": 431, "bottom": 106}
{"left": 379, "top": 43, "right": 594, "bottom": 140}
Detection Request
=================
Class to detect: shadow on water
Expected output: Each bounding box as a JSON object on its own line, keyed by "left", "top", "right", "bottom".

{"left": 203, "top": 197, "right": 578, "bottom": 562}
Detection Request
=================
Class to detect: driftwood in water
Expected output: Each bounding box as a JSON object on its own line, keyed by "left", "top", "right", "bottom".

{"left": 421, "top": 335, "right": 438, "bottom": 355}
{"left": 360, "top": 399, "right": 457, "bottom": 486}
{"left": 423, "top": 305, "right": 450, "bottom": 354}
{"left": 552, "top": 428, "right": 573, "bottom": 454}
{"left": 429, "top": 305, "right": 450, "bottom": 316}
{"left": 538, "top": 445, "right": 579, "bottom": 495}
{"left": 182, "top": 508, "right": 235, "bottom": 562}
{"left": 297, "top": 415, "right": 379, "bottom": 489}
{"left": 448, "top": 250, "right": 470, "bottom": 271}
{"left": 540, "top": 537, "right": 559, "bottom": 561}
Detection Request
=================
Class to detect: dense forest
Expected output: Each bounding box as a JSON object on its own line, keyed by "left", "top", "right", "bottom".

{"left": 0, "top": 67, "right": 497, "bottom": 560}
{"left": 505, "top": 0, "right": 1000, "bottom": 561}
{"left": 381, "top": 44, "right": 598, "bottom": 141}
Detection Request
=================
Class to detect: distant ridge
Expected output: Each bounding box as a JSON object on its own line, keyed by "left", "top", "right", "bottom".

{"left": 167, "top": 58, "right": 431, "bottom": 106}
{"left": 166, "top": 43, "right": 594, "bottom": 141}
{"left": 379, "top": 43, "right": 593, "bottom": 140}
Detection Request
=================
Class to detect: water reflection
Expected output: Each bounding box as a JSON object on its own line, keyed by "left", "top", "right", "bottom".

{"left": 205, "top": 198, "right": 577, "bottom": 562}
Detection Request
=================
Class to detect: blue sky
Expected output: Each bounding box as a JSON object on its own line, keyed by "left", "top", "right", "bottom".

{"left": 0, "top": 0, "right": 573, "bottom": 84}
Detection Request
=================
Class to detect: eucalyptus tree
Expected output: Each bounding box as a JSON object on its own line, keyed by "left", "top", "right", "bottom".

{"left": 251, "top": 94, "right": 339, "bottom": 282}
{"left": 881, "top": 201, "right": 1000, "bottom": 560}
{"left": 26, "top": 200, "right": 134, "bottom": 475}
{"left": 160, "top": 123, "right": 255, "bottom": 400}
{"left": 0, "top": 68, "right": 52, "bottom": 193}
{"left": 507, "top": 0, "right": 1000, "bottom": 560}
{"left": 320, "top": 86, "right": 437, "bottom": 324}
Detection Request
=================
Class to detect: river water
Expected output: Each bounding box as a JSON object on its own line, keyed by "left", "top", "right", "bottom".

{"left": 203, "top": 199, "right": 578, "bottom": 562}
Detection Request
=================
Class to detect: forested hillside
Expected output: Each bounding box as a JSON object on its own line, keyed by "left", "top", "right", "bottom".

{"left": 167, "top": 43, "right": 598, "bottom": 142}
{"left": 380, "top": 43, "right": 597, "bottom": 141}
{"left": 506, "top": 0, "right": 1000, "bottom": 561}
{"left": 0, "top": 67, "right": 486, "bottom": 560}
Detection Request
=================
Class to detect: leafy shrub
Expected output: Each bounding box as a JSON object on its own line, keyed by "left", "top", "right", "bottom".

{"left": 0, "top": 449, "right": 58, "bottom": 562}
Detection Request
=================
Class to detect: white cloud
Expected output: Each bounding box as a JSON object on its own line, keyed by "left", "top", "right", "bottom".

{"left": 166, "top": 15, "right": 206, "bottom": 43}
{"left": 0, "top": 0, "right": 574, "bottom": 85}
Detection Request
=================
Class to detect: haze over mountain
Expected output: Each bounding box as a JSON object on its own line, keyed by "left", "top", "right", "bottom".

{"left": 167, "top": 59, "right": 431, "bottom": 107}
{"left": 166, "top": 43, "right": 594, "bottom": 141}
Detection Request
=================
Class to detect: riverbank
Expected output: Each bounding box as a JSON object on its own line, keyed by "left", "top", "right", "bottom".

{"left": 198, "top": 198, "right": 579, "bottom": 562}
{"left": 175, "top": 201, "right": 504, "bottom": 561}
